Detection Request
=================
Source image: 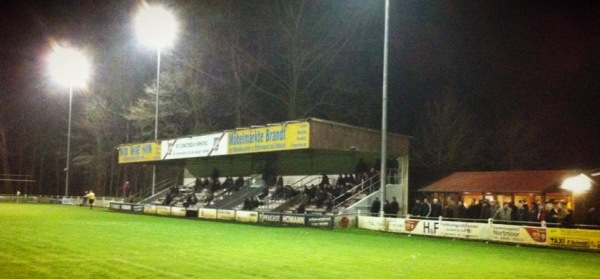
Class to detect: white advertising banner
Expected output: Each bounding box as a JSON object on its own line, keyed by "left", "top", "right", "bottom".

{"left": 235, "top": 211, "right": 259, "bottom": 223}
{"left": 438, "top": 221, "right": 489, "bottom": 240}
{"left": 161, "top": 133, "right": 228, "bottom": 160}
{"left": 217, "top": 209, "right": 236, "bottom": 220}
{"left": 144, "top": 205, "right": 156, "bottom": 214}
{"left": 198, "top": 208, "right": 217, "bottom": 219}
{"left": 490, "top": 225, "right": 547, "bottom": 246}
{"left": 358, "top": 216, "right": 386, "bottom": 231}
{"left": 171, "top": 207, "right": 187, "bottom": 217}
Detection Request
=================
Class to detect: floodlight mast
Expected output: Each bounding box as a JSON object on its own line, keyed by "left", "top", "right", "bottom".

{"left": 48, "top": 46, "right": 90, "bottom": 197}
{"left": 380, "top": 0, "right": 390, "bottom": 217}
{"left": 135, "top": 4, "right": 177, "bottom": 195}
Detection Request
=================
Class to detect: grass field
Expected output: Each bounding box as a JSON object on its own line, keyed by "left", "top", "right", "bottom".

{"left": 1, "top": 203, "right": 599, "bottom": 278}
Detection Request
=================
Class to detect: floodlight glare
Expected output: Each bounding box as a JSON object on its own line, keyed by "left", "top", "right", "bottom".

{"left": 561, "top": 174, "right": 592, "bottom": 193}
{"left": 135, "top": 5, "right": 177, "bottom": 50}
{"left": 48, "top": 46, "right": 90, "bottom": 88}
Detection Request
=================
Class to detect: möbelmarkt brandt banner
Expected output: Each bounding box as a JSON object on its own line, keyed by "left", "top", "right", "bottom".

{"left": 228, "top": 122, "right": 309, "bottom": 154}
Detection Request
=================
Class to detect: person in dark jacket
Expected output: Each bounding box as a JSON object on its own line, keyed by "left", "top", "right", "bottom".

{"left": 430, "top": 198, "right": 442, "bottom": 218}
{"left": 389, "top": 197, "right": 400, "bottom": 217}
{"left": 370, "top": 198, "right": 381, "bottom": 216}
{"left": 411, "top": 199, "right": 423, "bottom": 217}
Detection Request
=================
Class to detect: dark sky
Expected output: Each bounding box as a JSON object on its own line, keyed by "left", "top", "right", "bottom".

{"left": 0, "top": 1, "right": 599, "bottom": 169}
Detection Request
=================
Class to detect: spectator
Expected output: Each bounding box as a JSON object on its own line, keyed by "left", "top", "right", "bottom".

{"left": 493, "top": 202, "right": 512, "bottom": 221}
{"left": 480, "top": 200, "right": 492, "bottom": 219}
{"left": 456, "top": 201, "right": 467, "bottom": 219}
{"left": 545, "top": 203, "right": 557, "bottom": 224}
{"left": 122, "top": 181, "right": 130, "bottom": 199}
{"left": 355, "top": 158, "right": 369, "bottom": 177}
{"left": 467, "top": 199, "right": 479, "bottom": 219}
{"left": 80, "top": 191, "right": 89, "bottom": 206}
{"left": 421, "top": 198, "right": 432, "bottom": 217}
{"left": 370, "top": 198, "right": 381, "bottom": 216}
{"left": 390, "top": 197, "right": 400, "bottom": 217}
{"left": 561, "top": 209, "right": 574, "bottom": 228}
{"left": 430, "top": 198, "right": 442, "bottom": 218}
{"left": 296, "top": 203, "right": 306, "bottom": 214}
{"left": 517, "top": 201, "right": 528, "bottom": 221}
{"left": 235, "top": 176, "right": 245, "bottom": 191}
{"left": 411, "top": 199, "right": 422, "bottom": 217}
{"left": 163, "top": 193, "right": 173, "bottom": 206}
{"left": 383, "top": 200, "right": 392, "bottom": 217}
{"left": 445, "top": 198, "right": 456, "bottom": 218}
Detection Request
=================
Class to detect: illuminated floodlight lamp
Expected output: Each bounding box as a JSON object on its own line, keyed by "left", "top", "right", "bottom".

{"left": 135, "top": 5, "right": 178, "bottom": 50}
{"left": 561, "top": 174, "right": 593, "bottom": 193}
{"left": 48, "top": 46, "right": 90, "bottom": 88}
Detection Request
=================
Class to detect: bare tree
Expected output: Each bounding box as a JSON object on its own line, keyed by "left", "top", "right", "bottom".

{"left": 412, "top": 89, "right": 482, "bottom": 177}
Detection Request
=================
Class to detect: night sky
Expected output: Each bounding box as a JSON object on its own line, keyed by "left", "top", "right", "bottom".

{"left": 1, "top": 1, "right": 599, "bottom": 172}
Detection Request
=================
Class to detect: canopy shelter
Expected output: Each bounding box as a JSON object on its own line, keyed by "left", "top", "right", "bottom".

{"left": 419, "top": 170, "right": 598, "bottom": 223}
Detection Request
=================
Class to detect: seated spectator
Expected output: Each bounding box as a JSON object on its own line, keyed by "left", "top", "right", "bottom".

{"left": 235, "top": 176, "right": 244, "bottom": 191}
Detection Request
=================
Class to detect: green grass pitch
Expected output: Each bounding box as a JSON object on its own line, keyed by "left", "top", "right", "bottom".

{"left": 0, "top": 203, "right": 599, "bottom": 278}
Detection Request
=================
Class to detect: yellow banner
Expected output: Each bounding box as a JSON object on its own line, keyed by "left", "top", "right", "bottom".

{"left": 228, "top": 122, "right": 310, "bottom": 154}
{"left": 118, "top": 142, "right": 161, "bottom": 163}
{"left": 547, "top": 228, "right": 600, "bottom": 250}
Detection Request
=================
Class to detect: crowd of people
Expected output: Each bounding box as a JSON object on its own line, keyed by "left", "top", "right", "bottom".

{"left": 409, "top": 198, "right": 578, "bottom": 227}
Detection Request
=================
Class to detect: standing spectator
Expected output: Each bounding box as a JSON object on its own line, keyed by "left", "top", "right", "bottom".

{"left": 561, "top": 209, "right": 574, "bottom": 228}
{"left": 411, "top": 199, "right": 423, "bottom": 217}
{"left": 517, "top": 201, "right": 529, "bottom": 221}
{"left": 445, "top": 198, "right": 456, "bottom": 218}
{"left": 545, "top": 203, "right": 558, "bottom": 224}
{"left": 122, "top": 181, "right": 130, "bottom": 199}
{"left": 493, "top": 202, "right": 512, "bottom": 221}
{"left": 480, "top": 200, "right": 492, "bottom": 219}
{"left": 430, "top": 198, "right": 442, "bottom": 218}
{"left": 456, "top": 201, "right": 467, "bottom": 219}
{"left": 370, "top": 198, "right": 381, "bottom": 216}
{"left": 383, "top": 200, "right": 392, "bottom": 217}
{"left": 467, "top": 199, "right": 479, "bottom": 219}
{"left": 421, "top": 198, "right": 432, "bottom": 217}
{"left": 85, "top": 190, "right": 95, "bottom": 209}
{"left": 390, "top": 197, "right": 400, "bottom": 217}
{"left": 355, "top": 158, "right": 369, "bottom": 177}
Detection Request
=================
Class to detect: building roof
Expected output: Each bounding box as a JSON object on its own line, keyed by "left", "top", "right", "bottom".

{"left": 419, "top": 170, "right": 580, "bottom": 193}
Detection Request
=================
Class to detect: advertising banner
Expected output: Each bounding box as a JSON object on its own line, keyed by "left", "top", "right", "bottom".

{"left": 387, "top": 218, "right": 406, "bottom": 233}
{"left": 334, "top": 215, "right": 356, "bottom": 229}
{"left": 228, "top": 122, "right": 310, "bottom": 154}
{"left": 260, "top": 212, "right": 282, "bottom": 224}
{"left": 171, "top": 207, "right": 186, "bottom": 217}
{"left": 490, "top": 225, "right": 547, "bottom": 245}
{"left": 358, "top": 216, "right": 386, "bottom": 231}
{"left": 217, "top": 209, "right": 236, "bottom": 220}
{"left": 144, "top": 205, "right": 157, "bottom": 214}
{"left": 235, "top": 211, "right": 259, "bottom": 223}
{"left": 156, "top": 206, "right": 171, "bottom": 216}
{"left": 198, "top": 208, "right": 217, "bottom": 219}
{"left": 161, "top": 133, "right": 227, "bottom": 160}
{"left": 438, "top": 221, "right": 488, "bottom": 240}
{"left": 547, "top": 228, "right": 600, "bottom": 250}
{"left": 281, "top": 214, "right": 306, "bottom": 226}
{"left": 306, "top": 215, "right": 334, "bottom": 229}
{"left": 118, "top": 142, "right": 161, "bottom": 163}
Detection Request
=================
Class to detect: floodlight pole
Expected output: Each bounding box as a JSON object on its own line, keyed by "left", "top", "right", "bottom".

{"left": 380, "top": 0, "right": 390, "bottom": 217}
{"left": 65, "top": 84, "right": 73, "bottom": 197}
{"left": 152, "top": 49, "right": 162, "bottom": 196}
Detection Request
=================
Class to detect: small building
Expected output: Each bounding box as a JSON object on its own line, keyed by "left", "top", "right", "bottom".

{"left": 419, "top": 170, "right": 599, "bottom": 224}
